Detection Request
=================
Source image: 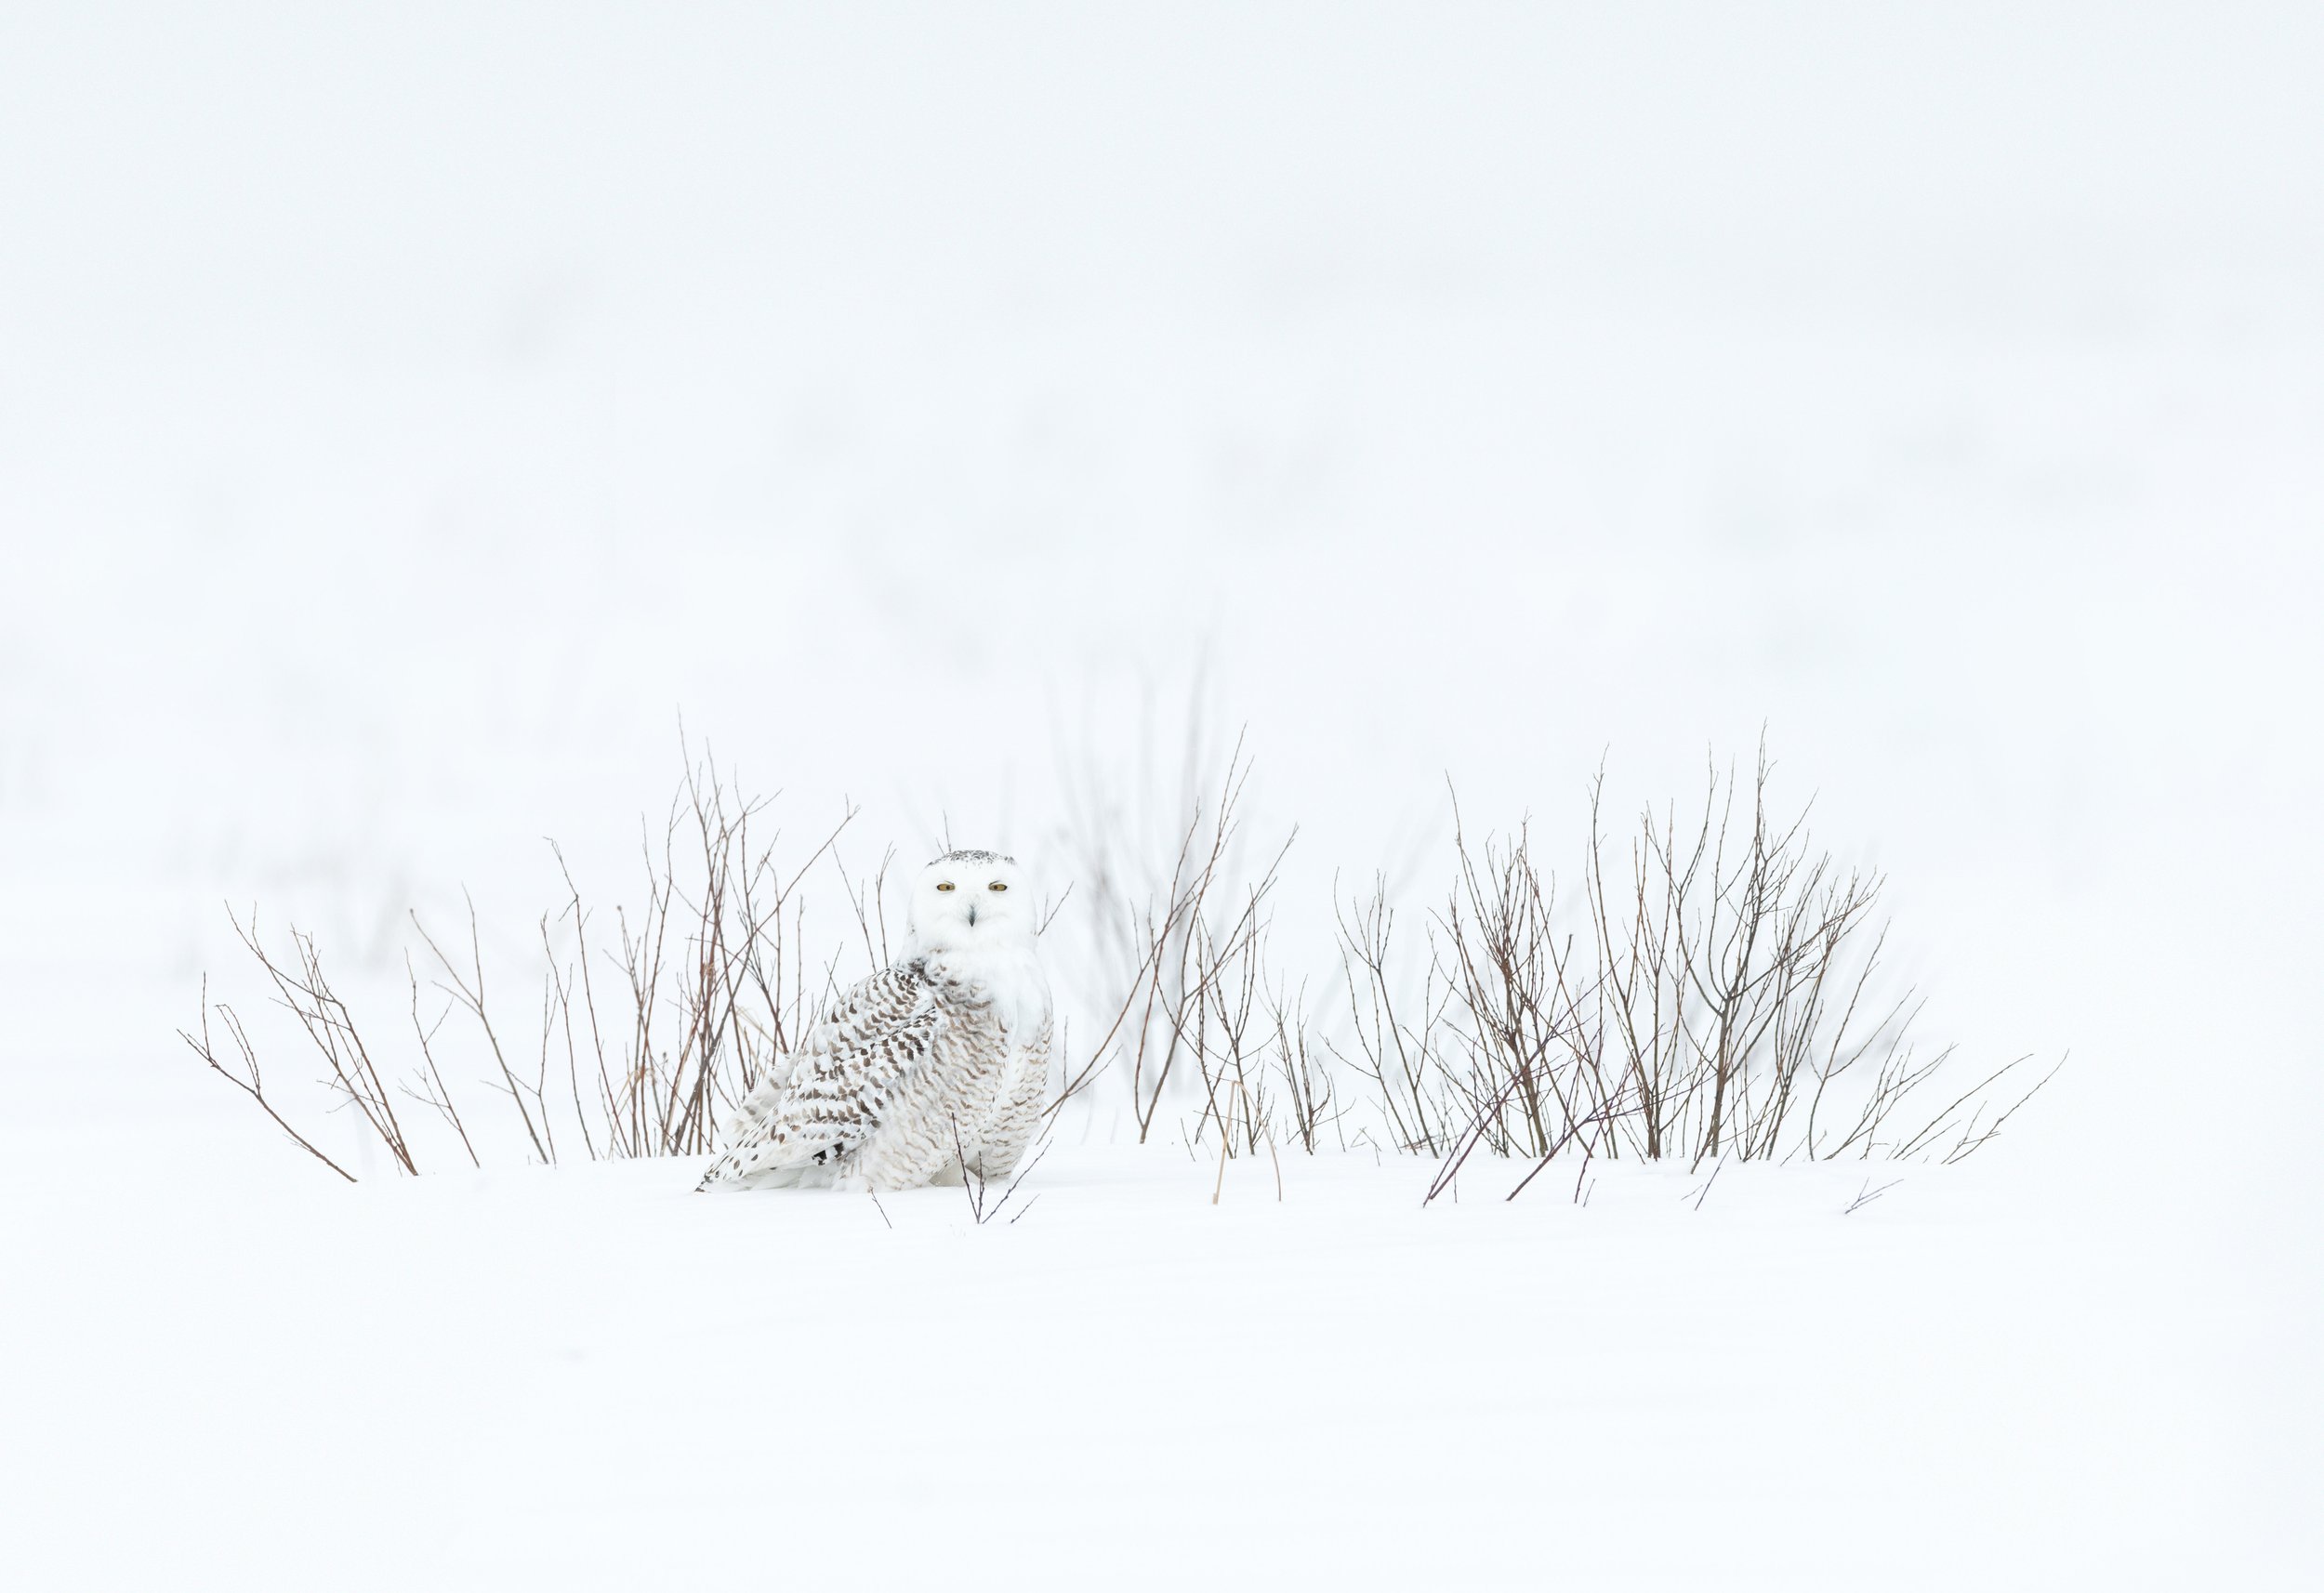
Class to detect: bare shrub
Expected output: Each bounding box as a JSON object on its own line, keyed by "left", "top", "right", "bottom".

{"left": 1045, "top": 723, "right": 1296, "bottom": 1145}
{"left": 182, "top": 914, "right": 421, "bottom": 1176}
{"left": 1433, "top": 801, "right": 1619, "bottom": 1164}
{"left": 1328, "top": 877, "right": 1458, "bottom": 1155}
{"left": 180, "top": 972, "right": 358, "bottom": 1182}
{"left": 184, "top": 749, "right": 871, "bottom": 1177}
{"left": 1183, "top": 903, "right": 1275, "bottom": 1158}
{"left": 1265, "top": 977, "right": 1340, "bottom": 1153}
{"left": 1414, "top": 745, "right": 2057, "bottom": 1192}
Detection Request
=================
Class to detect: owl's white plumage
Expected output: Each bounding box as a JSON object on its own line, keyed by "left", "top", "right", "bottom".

{"left": 696, "top": 849, "right": 1052, "bottom": 1193}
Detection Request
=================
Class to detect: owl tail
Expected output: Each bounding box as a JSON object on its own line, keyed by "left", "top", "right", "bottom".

{"left": 695, "top": 1073, "right": 801, "bottom": 1191}
{"left": 695, "top": 1126, "right": 844, "bottom": 1191}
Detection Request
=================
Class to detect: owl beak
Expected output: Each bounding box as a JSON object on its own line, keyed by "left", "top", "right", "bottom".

{"left": 967, "top": 902, "right": 978, "bottom": 928}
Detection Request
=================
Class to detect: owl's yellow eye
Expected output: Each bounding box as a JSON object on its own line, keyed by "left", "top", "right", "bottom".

{"left": 935, "top": 881, "right": 955, "bottom": 892}
{"left": 987, "top": 881, "right": 1008, "bottom": 892}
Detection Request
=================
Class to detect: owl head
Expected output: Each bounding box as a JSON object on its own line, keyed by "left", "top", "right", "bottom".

{"left": 905, "top": 849, "right": 1037, "bottom": 953}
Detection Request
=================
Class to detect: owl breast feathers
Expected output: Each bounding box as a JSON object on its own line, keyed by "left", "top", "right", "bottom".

{"left": 695, "top": 949, "right": 1053, "bottom": 1193}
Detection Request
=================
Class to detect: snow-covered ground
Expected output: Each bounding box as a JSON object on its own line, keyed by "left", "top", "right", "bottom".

{"left": 0, "top": 1143, "right": 2272, "bottom": 1590}
{"left": 3, "top": 5, "right": 2319, "bottom": 1586}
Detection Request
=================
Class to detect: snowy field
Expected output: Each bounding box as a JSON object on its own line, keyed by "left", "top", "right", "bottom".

{"left": 4, "top": 5, "right": 2320, "bottom": 1587}
{"left": 0, "top": 1147, "right": 2270, "bottom": 1590}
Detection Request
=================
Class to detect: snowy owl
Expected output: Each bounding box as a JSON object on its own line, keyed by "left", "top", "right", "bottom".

{"left": 695, "top": 849, "right": 1053, "bottom": 1192}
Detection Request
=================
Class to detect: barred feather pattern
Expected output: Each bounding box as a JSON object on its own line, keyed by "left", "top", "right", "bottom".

{"left": 695, "top": 947, "right": 1051, "bottom": 1193}
{"left": 948, "top": 1004, "right": 1051, "bottom": 1182}
{"left": 721, "top": 966, "right": 935, "bottom": 1143}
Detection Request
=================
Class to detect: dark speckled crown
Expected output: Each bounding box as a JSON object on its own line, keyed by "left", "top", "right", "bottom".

{"left": 932, "top": 849, "right": 1015, "bottom": 866}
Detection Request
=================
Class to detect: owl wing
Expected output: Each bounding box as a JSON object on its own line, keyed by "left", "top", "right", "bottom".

{"left": 695, "top": 963, "right": 942, "bottom": 1190}
{"left": 714, "top": 971, "right": 928, "bottom": 1142}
